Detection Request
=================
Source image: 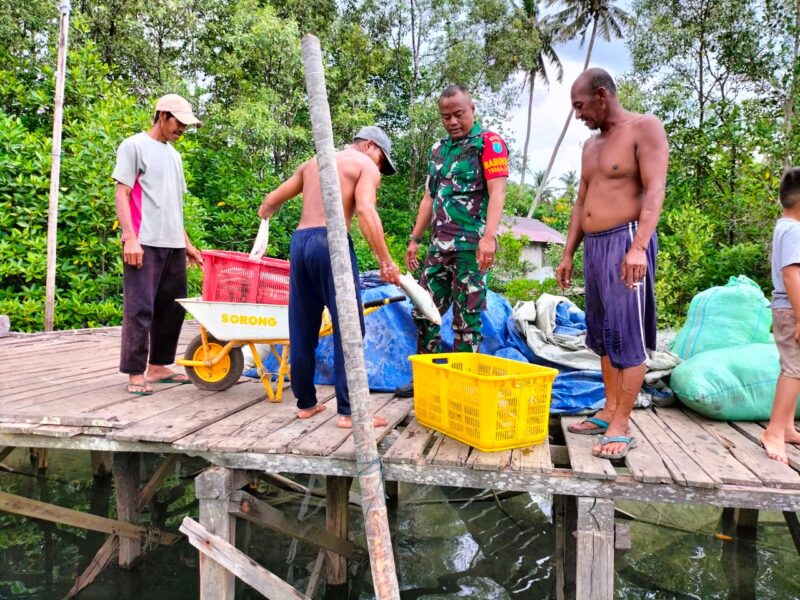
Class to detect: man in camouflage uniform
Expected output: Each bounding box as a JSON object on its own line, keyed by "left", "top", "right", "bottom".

{"left": 404, "top": 85, "right": 509, "bottom": 370}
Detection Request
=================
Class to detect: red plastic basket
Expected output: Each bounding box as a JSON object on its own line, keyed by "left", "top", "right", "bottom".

{"left": 201, "top": 250, "right": 290, "bottom": 305}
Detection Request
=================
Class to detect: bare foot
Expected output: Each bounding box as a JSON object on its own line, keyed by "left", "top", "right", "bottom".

{"left": 297, "top": 404, "right": 326, "bottom": 419}
{"left": 337, "top": 415, "right": 389, "bottom": 428}
{"left": 784, "top": 427, "right": 800, "bottom": 445}
{"left": 761, "top": 430, "right": 788, "bottom": 464}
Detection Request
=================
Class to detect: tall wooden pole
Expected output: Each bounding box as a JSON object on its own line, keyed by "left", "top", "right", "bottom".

{"left": 300, "top": 34, "right": 401, "bottom": 599}
{"left": 44, "top": 0, "right": 71, "bottom": 331}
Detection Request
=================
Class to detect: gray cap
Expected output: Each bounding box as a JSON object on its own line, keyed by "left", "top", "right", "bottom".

{"left": 354, "top": 125, "right": 397, "bottom": 175}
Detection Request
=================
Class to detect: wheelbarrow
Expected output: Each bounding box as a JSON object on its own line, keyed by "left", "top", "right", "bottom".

{"left": 176, "top": 295, "right": 406, "bottom": 401}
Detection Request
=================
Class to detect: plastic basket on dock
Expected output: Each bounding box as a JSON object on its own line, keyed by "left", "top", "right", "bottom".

{"left": 409, "top": 353, "right": 558, "bottom": 452}
{"left": 201, "top": 250, "right": 290, "bottom": 305}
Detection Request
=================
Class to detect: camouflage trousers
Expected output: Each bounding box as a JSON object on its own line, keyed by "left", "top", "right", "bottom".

{"left": 413, "top": 248, "right": 487, "bottom": 353}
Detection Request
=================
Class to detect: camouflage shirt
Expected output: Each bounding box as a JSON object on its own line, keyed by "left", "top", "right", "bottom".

{"left": 426, "top": 123, "right": 509, "bottom": 251}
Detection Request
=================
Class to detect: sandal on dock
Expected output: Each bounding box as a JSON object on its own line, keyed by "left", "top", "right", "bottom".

{"left": 592, "top": 435, "right": 637, "bottom": 460}
{"left": 567, "top": 417, "right": 609, "bottom": 435}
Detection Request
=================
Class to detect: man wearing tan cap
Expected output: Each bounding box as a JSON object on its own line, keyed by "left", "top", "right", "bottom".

{"left": 112, "top": 94, "right": 203, "bottom": 395}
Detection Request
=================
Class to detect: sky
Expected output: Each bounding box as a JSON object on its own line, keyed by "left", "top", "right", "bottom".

{"left": 500, "top": 31, "right": 632, "bottom": 189}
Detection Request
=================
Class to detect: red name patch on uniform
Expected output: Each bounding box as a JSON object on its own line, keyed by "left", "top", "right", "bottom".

{"left": 481, "top": 132, "right": 509, "bottom": 180}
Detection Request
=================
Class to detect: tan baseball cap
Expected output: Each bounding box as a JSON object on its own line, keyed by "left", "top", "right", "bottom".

{"left": 155, "top": 94, "right": 201, "bottom": 126}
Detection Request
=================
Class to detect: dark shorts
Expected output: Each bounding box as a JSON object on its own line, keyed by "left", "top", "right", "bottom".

{"left": 583, "top": 222, "right": 657, "bottom": 369}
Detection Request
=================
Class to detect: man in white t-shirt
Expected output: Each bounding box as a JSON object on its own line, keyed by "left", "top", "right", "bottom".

{"left": 112, "top": 94, "right": 204, "bottom": 395}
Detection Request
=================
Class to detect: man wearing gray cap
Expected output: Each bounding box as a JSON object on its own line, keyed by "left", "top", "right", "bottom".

{"left": 258, "top": 125, "right": 401, "bottom": 428}
{"left": 112, "top": 94, "right": 204, "bottom": 395}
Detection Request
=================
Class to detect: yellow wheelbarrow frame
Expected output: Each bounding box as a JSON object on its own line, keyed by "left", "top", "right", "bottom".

{"left": 177, "top": 295, "right": 405, "bottom": 402}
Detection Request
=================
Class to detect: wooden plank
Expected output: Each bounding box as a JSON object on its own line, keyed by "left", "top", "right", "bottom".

{"left": 732, "top": 421, "right": 800, "bottom": 473}
{"left": 30, "top": 425, "right": 83, "bottom": 438}
{"left": 172, "top": 394, "right": 295, "bottom": 452}
{"left": 575, "top": 497, "right": 615, "bottom": 600}
{"left": 0, "top": 490, "right": 178, "bottom": 544}
{"left": 0, "top": 447, "right": 14, "bottom": 463}
{"left": 248, "top": 401, "right": 339, "bottom": 454}
{"left": 328, "top": 397, "right": 413, "bottom": 459}
{"left": 230, "top": 490, "right": 362, "bottom": 559}
{"left": 208, "top": 386, "right": 336, "bottom": 453}
{"left": 180, "top": 517, "right": 310, "bottom": 600}
{"left": 510, "top": 440, "right": 554, "bottom": 474}
{"left": 382, "top": 419, "right": 435, "bottom": 465}
{"left": 689, "top": 416, "right": 800, "bottom": 489}
{"left": 0, "top": 423, "right": 36, "bottom": 434}
{"left": 561, "top": 416, "right": 617, "bottom": 481}
{"left": 0, "top": 371, "right": 137, "bottom": 413}
{"left": 631, "top": 410, "right": 720, "bottom": 488}
{"left": 655, "top": 408, "right": 761, "bottom": 486}
{"left": 305, "top": 550, "right": 325, "bottom": 599}
{"left": 622, "top": 419, "right": 672, "bottom": 484}
{"left": 289, "top": 394, "right": 395, "bottom": 456}
{"left": 109, "top": 389, "right": 264, "bottom": 443}
{"left": 467, "top": 448, "right": 512, "bottom": 471}
{"left": 428, "top": 435, "right": 472, "bottom": 467}
{"left": 6, "top": 382, "right": 216, "bottom": 428}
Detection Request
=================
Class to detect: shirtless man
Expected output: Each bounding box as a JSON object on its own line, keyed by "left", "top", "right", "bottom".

{"left": 555, "top": 69, "right": 669, "bottom": 460}
{"left": 258, "top": 126, "right": 401, "bottom": 428}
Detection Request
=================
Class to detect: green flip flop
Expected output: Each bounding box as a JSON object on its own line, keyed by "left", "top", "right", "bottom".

{"left": 567, "top": 416, "right": 609, "bottom": 435}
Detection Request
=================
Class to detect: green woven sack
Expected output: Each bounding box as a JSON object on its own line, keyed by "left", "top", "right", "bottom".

{"left": 671, "top": 275, "right": 772, "bottom": 360}
{"left": 671, "top": 343, "right": 800, "bottom": 421}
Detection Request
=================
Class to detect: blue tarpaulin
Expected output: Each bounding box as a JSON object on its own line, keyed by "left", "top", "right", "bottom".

{"left": 245, "top": 278, "right": 608, "bottom": 413}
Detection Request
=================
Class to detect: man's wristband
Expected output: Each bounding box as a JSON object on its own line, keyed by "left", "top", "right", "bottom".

{"left": 409, "top": 234, "right": 422, "bottom": 244}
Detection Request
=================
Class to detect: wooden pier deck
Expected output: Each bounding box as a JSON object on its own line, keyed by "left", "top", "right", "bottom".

{"left": 2, "top": 324, "right": 799, "bottom": 511}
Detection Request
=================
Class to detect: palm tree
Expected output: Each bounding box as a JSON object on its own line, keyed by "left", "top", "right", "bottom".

{"left": 517, "top": 1, "right": 564, "bottom": 188}
{"left": 559, "top": 170, "right": 578, "bottom": 202}
{"left": 527, "top": 0, "right": 631, "bottom": 218}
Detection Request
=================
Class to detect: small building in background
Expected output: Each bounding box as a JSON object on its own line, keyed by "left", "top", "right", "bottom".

{"left": 498, "top": 216, "right": 566, "bottom": 281}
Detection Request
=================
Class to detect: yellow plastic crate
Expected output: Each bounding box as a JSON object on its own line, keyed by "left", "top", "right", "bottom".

{"left": 409, "top": 353, "right": 558, "bottom": 452}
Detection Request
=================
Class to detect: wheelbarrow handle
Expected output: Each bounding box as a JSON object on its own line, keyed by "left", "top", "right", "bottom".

{"left": 362, "top": 295, "right": 406, "bottom": 309}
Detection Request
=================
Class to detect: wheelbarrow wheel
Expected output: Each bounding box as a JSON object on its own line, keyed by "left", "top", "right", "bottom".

{"left": 184, "top": 334, "right": 244, "bottom": 391}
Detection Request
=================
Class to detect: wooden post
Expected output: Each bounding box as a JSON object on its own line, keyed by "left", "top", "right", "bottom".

{"left": 385, "top": 480, "right": 399, "bottom": 511}
{"left": 44, "top": 0, "right": 72, "bottom": 331}
{"left": 721, "top": 507, "right": 759, "bottom": 597}
{"left": 553, "top": 494, "right": 577, "bottom": 600}
{"left": 784, "top": 511, "right": 800, "bottom": 555}
{"left": 90, "top": 451, "right": 113, "bottom": 478}
{"left": 195, "top": 467, "right": 237, "bottom": 600}
{"left": 325, "top": 476, "right": 351, "bottom": 585}
{"left": 30, "top": 448, "right": 49, "bottom": 471}
{"left": 113, "top": 453, "right": 141, "bottom": 568}
{"left": 575, "top": 497, "right": 615, "bottom": 600}
{"left": 301, "top": 34, "right": 400, "bottom": 599}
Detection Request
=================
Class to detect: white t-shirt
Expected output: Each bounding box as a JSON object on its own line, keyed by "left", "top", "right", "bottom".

{"left": 112, "top": 132, "right": 187, "bottom": 248}
{"left": 771, "top": 217, "right": 800, "bottom": 309}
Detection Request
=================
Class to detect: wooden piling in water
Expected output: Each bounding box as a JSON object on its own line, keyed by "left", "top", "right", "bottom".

{"left": 113, "top": 452, "right": 141, "bottom": 568}
{"left": 90, "top": 451, "right": 113, "bottom": 478}
{"left": 195, "top": 467, "right": 238, "bottom": 600}
{"left": 325, "top": 475, "right": 352, "bottom": 585}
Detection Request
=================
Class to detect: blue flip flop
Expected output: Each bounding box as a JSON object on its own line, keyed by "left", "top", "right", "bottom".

{"left": 592, "top": 435, "right": 637, "bottom": 460}
{"left": 567, "top": 416, "right": 609, "bottom": 435}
